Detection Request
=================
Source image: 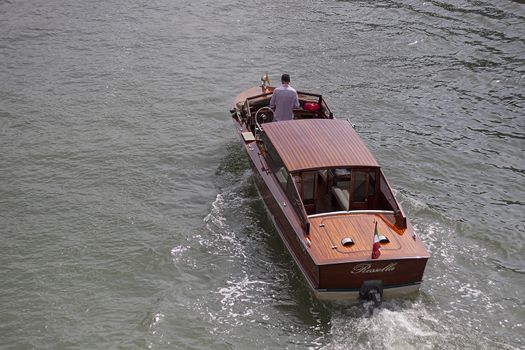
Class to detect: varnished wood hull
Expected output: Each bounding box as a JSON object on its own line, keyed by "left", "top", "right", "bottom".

{"left": 249, "top": 157, "right": 320, "bottom": 288}
{"left": 233, "top": 119, "right": 428, "bottom": 300}
{"left": 231, "top": 86, "right": 429, "bottom": 300}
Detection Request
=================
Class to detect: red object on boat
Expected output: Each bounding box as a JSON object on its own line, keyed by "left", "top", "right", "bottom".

{"left": 304, "top": 102, "right": 321, "bottom": 111}
{"left": 372, "top": 221, "right": 381, "bottom": 259}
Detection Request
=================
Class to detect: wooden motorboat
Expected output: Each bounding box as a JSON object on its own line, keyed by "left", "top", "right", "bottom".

{"left": 230, "top": 82, "right": 429, "bottom": 303}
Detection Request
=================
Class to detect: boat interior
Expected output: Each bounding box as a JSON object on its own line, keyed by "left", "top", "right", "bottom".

{"left": 237, "top": 89, "right": 334, "bottom": 132}
{"left": 271, "top": 163, "right": 408, "bottom": 248}
{"left": 281, "top": 166, "right": 401, "bottom": 217}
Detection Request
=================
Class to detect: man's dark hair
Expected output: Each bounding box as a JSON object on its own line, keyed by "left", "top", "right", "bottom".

{"left": 281, "top": 74, "right": 290, "bottom": 83}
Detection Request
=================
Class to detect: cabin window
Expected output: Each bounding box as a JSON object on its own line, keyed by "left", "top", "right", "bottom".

{"left": 302, "top": 173, "right": 316, "bottom": 204}
{"left": 335, "top": 168, "right": 351, "bottom": 179}
{"left": 330, "top": 168, "right": 352, "bottom": 211}
{"left": 328, "top": 168, "right": 378, "bottom": 211}
{"left": 286, "top": 174, "right": 310, "bottom": 232}
{"left": 261, "top": 132, "right": 288, "bottom": 187}
{"left": 369, "top": 171, "right": 376, "bottom": 196}
{"left": 333, "top": 168, "right": 351, "bottom": 189}
{"left": 260, "top": 132, "right": 282, "bottom": 168}
{"left": 287, "top": 176, "right": 303, "bottom": 209}
{"left": 275, "top": 166, "right": 289, "bottom": 189}
{"left": 353, "top": 172, "right": 367, "bottom": 202}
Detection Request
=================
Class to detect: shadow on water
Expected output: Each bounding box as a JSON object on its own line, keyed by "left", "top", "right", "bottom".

{"left": 215, "top": 141, "right": 251, "bottom": 179}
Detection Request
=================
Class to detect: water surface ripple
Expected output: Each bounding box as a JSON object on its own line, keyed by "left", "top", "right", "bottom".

{"left": 1, "top": 0, "right": 523, "bottom": 349}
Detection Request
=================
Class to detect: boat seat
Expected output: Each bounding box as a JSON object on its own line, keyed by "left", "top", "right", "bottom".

{"left": 332, "top": 187, "right": 349, "bottom": 211}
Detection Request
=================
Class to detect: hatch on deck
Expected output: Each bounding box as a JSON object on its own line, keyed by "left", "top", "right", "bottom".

{"left": 242, "top": 131, "right": 255, "bottom": 142}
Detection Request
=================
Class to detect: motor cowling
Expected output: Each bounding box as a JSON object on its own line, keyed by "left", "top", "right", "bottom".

{"left": 359, "top": 280, "right": 383, "bottom": 307}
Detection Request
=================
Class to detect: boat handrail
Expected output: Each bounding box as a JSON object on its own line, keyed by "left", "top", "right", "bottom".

{"left": 246, "top": 90, "right": 323, "bottom": 102}
{"left": 307, "top": 210, "right": 395, "bottom": 219}
{"left": 246, "top": 91, "right": 273, "bottom": 102}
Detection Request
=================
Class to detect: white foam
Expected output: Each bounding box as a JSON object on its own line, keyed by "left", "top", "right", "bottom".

{"left": 170, "top": 245, "right": 188, "bottom": 257}
{"left": 322, "top": 301, "right": 448, "bottom": 350}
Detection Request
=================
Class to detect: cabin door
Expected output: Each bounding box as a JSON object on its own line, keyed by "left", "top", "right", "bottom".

{"left": 350, "top": 171, "right": 369, "bottom": 210}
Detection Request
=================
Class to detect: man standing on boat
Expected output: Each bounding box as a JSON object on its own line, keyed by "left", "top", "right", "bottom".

{"left": 269, "top": 74, "right": 300, "bottom": 122}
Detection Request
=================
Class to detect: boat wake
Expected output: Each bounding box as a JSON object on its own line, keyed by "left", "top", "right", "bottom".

{"left": 189, "top": 168, "right": 521, "bottom": 349}
{"left": 322, "top": 295, "right": 519, "bottom": 350}
{"left": 310, "top": 189, "right": 522, "bottom": 350}
{"left": 202, "top": 170, "right": 256, "bottom": 261}
{"left": 321, "top": 186, "right": 521, "bottom": 349}
{"left": 193, "top": 172, "right": 330, "bottom": 346}
{"left": 201, "top": 174, "right": 279, "bottom": 325}
{"left": 325, "top": 188, "right": 522, "bottom": 350}
{"left": 322, "top": 296, "right": 515, "bottom": 350}
{"left": 322, "top": 300, "right": 440, "bottom": 350}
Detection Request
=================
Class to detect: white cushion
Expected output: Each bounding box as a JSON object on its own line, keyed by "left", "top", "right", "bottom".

{"left": 332, "top": 187, "right": 349, "bottom": 211}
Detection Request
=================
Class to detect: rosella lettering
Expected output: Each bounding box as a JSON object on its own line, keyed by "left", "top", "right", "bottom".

{"left": 350, "top": 263, "right": 397, "bottom": 274}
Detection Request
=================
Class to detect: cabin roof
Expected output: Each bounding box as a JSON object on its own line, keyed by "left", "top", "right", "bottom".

{"left": 262, "top": 119, "right": 379, "bottom": 172}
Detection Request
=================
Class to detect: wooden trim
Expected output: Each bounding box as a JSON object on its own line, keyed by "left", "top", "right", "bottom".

{"left": 308, "top": 210, "right": 395, "bottom": 219}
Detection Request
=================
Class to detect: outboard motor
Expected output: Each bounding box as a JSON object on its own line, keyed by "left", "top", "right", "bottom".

{"left": 359, "top": 280, "right": 383, "bottom": 308}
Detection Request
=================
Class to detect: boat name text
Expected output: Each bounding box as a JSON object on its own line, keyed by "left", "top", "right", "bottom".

{"left": 350, "top": 263, "right": 397, "bottom": 274}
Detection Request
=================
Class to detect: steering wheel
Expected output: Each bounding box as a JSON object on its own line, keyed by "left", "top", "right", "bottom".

{"left": 255, "top": 106, "right": 274, "bottom": 126}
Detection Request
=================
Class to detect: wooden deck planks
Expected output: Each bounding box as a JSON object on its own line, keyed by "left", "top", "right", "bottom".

{"left": 308, "top": 213, "right": 429, "bottom": 264}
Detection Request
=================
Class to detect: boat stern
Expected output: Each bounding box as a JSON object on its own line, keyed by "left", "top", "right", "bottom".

{"left": 306, "top": 211, "right": 429, "bottom": 300}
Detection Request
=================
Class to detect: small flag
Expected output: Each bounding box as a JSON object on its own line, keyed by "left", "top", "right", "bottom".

{"left": 372, "top": 221, "right": 381, "bottom": 259}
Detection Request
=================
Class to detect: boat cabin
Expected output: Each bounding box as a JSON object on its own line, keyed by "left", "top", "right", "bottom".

{"left": 259, "top": 119, "right": 407, "bottom": 228}
{"left": 232, "top": 87, "right": 407, "bottom": 229}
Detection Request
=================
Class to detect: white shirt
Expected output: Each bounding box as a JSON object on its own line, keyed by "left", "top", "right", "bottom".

{"left": 269, "top": 84, "right": 300, "bottom": 122}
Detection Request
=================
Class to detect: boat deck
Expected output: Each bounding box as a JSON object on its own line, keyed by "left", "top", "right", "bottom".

{"left": 307, "top": 211, "right": 429, "bottom": 265}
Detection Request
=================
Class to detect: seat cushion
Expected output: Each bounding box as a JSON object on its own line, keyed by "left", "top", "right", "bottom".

{"left": 332, "top": 187, "right": 349, "bottom": 211}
